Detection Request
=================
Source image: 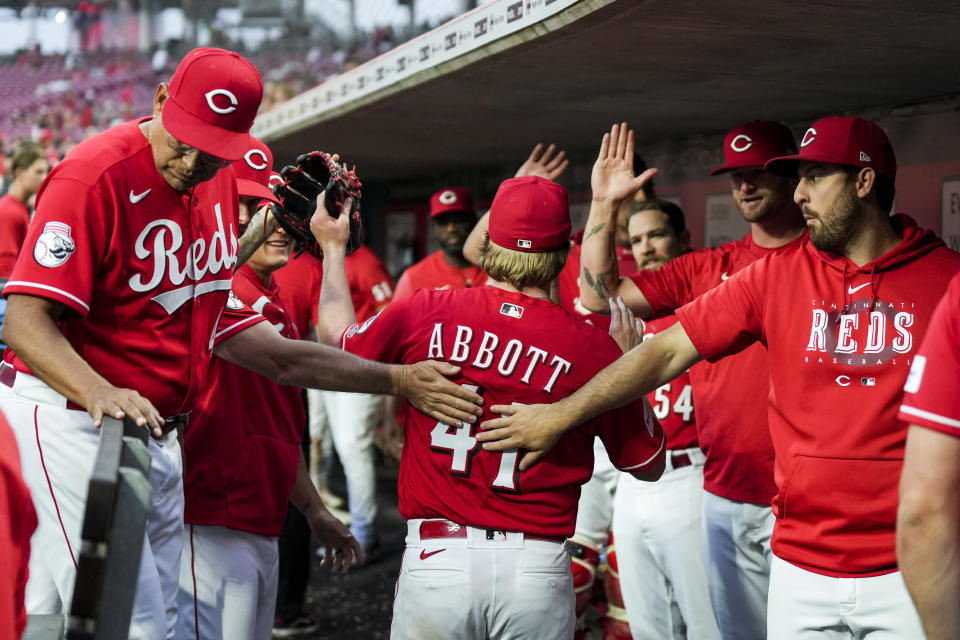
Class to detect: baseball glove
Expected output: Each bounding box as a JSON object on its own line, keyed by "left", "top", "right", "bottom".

{"left": 271, "top": 151, "right": 363, "bottom": 258}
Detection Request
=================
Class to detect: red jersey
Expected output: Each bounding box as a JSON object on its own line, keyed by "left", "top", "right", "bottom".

{"left": 630, "top": 232, "right": 807, "bottom": 504}
{"left": 0, "top": 194, "right": 30, "bottom": 279}
{"left": 2, "top": 120, "right": 260, "bottom": 417}
{"left": 392, "top": 250, "right": 487, "bottom": 300}
{"left": 346, "top": 246, "right": 394, "bottom": 321}
{"left": 558, "top": 243, "right": 637, "bottom": 331}
{"left": 644, "top": 315, "right": 698, "bottom": 450}
{"left": 899, "top": 271, "right": 960, "bottom": 436}
{"left": 341, "top": 286, "right": 665, "bottom": 538}
{"left": 273, "top": 246, "right": 395, "bottom": 334}
{"left": 184, "top": 264, "right": 305, "bottom": 536}
{"left": 272, "top": 251, "right": 324, "bottom": 337}
{"left": 675, "top": 215, "right": 960, "bottom": 577}
{"left": 0, "top": 410, "right": 35, "bottom": 640}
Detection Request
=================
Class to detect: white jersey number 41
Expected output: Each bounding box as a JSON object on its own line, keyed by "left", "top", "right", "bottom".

{"left": 429, "top": 384, "right": 521, "bottom": 492}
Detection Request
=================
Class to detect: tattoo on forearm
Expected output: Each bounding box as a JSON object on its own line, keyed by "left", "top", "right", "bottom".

{"left": 235, "top": 211, "right": 280, "bottom": 269}
{"left": 584, "top": 223, "right": 607, "bottom": 241}
{"left": 583, "top": 267, "right": 613, "bottom": 300}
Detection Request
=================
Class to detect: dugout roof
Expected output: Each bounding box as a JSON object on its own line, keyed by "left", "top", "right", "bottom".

{"left": 253, "top": 0, "right": 960, "bottom": 181}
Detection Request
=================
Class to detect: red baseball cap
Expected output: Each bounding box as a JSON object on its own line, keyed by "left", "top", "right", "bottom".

{"left": 765, "top": 117, "right": 896, "bottom": 182}
{"left": 430, "top": 187, "right": 474, "bottom": 218}
{"left": 489, "top": 176, "right": 570, "bottom": 253}
{"left": 162, "top": 47, "right": 263, "bottom": 162}
{"left": 710, "top": 120, "right": 798, "bottom": 175}
{"left": 232, "top": 137, "right": 279, "bottom": 205}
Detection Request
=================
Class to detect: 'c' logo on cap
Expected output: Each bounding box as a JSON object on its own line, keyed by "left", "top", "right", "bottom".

{"left": 730, "top": 134, "right": 753, "bottom": 152}
{"left": 800, "top": 128, "right": 817, "bottom": 148}
{"left": 438, "top": 190, "right": 458, "bottom": 205}
{"left": 205, "top": 89, "right": 239, "bottom": 115}
{"left": 268, "top": 174, "right": 284, "bottom": 187}
{"left": 244, "top": 149, "right": 269, "bottom": 171}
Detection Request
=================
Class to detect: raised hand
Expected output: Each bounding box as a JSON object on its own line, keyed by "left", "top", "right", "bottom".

{"left": 309, "top": 193, "right": 353, "bottom": 254}
{"left": 515, "top": 143, "right": 570, "bottom": 181}
{"left": 591, "top": 122, "right": 658, "bottom": 204}
{"left": 608, "top": 296, "right": 644, "bottom": 354}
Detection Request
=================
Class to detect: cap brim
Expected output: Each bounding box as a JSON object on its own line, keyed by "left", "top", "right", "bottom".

{"left": 430, "top": 208, "right": 474, "bottom": 219}
{"left": 236, "top": 178, "right": 279, "bottom": 204}
{"left": 162, "top": 98, "right": 252, "bottom": 161}
{"left": 709, "top": 160, "right": 768, "bottom": 176}
{"left": 763, "top": 154, "right": 805, "bottom": 178}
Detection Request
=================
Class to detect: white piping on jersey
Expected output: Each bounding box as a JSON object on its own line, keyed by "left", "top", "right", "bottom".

{"left": 899, "top": 404, "right": 960, "bottom": 430}
{"left": 3, "top": 281, "right": 90, "bottom": 312}
{"left": 214, "top": 314, "right": 264, "bottom": 340}
{"left": 150, "top": 279, "right": 233, "bottom": 314}
{"left": 616, "top": 429, "right": 667, "bottom": 471}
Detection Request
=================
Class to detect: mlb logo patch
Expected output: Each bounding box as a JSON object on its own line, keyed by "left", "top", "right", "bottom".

{"left": 517, "top": 239, "right": 532, "bottom": 249}
{"left": 500, "top": 303, "right": 523, "bottom": 319}
{"left": 860, "top": 377, "right": 877, "bottom": 387}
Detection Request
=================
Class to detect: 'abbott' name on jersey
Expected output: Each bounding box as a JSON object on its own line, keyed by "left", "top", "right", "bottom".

{"left": 425, "top": 323, "right": 572, "bottom": 394}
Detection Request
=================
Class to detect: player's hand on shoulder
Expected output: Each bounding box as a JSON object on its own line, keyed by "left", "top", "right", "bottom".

{"left": 309, "top": 192, "right": 353, "bottom": 253}
{"left": 515, "top": 143, "right": 569, "bottom": 181}
{"left": 608, "top": 296, "right": 644, "bottom": 354}
{"left": 477, "top": 402, "right": 564, "bottom": 471}
{"left": 398, "top": 360, "right": 484, "bottom": 427}
{"left": 85, "top": 383, "right": 164, "bottom": 436}
{"left": 591, "top": 122, "right": 658, "bottom": 205}
{"left": 309, "top": 505, "right": 364, "bottom": 573}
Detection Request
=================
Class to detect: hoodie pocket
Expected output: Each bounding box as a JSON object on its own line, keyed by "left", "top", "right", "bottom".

{"left": 775, "top": 454, "right": 901, "bottom": 573}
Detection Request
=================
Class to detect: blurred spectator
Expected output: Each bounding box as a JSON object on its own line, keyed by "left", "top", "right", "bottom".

{"left": 0, "top": 141, "right": 48, "bottom": 279}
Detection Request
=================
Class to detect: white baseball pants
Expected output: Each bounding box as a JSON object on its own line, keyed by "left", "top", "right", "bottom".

{"left": 701, "top": 490, "right": 774, "bottom": 640}
{"left": 307, "top": 389, "right": 381, "bottom": 548}
{"left": 571, "top": 438, "right": 619, "bottom": 550}
{"left": 767, "top": 555, "right": 924, "bottom": 638}
{"left": 176, "top": 524, "right": 279, "bottom": 640}
{"left": 391, "top": 519, "right": 575, "bottom": 640}
{"left": 0, "top": 375, "right": 184, "bottom": 640}
{"left": 613, "top": 449, "right": 720, "bottom": 640}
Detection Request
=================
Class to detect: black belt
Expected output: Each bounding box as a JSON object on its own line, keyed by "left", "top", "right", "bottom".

{"left": 1, "top": 364, "right": 187, "bottom": 438}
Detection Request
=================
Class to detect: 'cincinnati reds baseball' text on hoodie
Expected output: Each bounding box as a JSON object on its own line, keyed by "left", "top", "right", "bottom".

{"left": 676, "top": 214, "right": 960, "bottom": 577}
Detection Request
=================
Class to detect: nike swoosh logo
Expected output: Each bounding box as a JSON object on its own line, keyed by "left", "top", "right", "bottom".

{"left": 720, "top": 272, "right": 730, "bottom": 281}
{"left": 129, "top": 188, "right": 152, "bottom": 203}
{"left": 420, "top": 548, "right": 445, "bottom": 560}
{"left": 847, "top": 283, "right": 870, "bottom": 294}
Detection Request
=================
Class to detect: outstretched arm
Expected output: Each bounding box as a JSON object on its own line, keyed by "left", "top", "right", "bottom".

{"left": 311, "top": 193, "right": 357, "bottom": 346}
{"left": 580, "top": 123, "right": 656, "bottom": 316}
{"left": 215, "top": 323, "right": 483, "bottom": 426}
{"left": 898, "top": 425, "right": 960, "bottom": 640}
{"left": 463, "top": 143, "right": 570, "bottom": 265}
{"left": 476, "top": 321, "right": 701, "bottom": 470}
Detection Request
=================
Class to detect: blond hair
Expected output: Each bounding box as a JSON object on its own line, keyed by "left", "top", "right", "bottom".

{"left": 478, "top": 237, "right": 569, "bottom": 290}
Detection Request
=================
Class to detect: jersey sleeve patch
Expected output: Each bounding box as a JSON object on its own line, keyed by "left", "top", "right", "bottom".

{"left": 33, "top": 222, "right": 76, "bottom": 268}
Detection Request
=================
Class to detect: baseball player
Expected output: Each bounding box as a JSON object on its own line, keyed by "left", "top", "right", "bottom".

{"left": 576, "top": 120, "right": 805, "bottom": 639}
{"left": 392, "top": 187, "right": 486, "bottom": 299}
{"left": 0, "top": 141, "right": 48, "bottom": 279}
{"left": 176, "top": 145, "right": 360, "bottom": 640}
{"left": 897, "top": 271, "right": 960, "bottom": 640}
{"left": 610, "top": 199, "right": 719, "bottom": 640}
{"left": 274, "top": 243, "right": 396, "bottom": 554}
{"left": 314, "top": 175, "right": 666, "bottom": 640}
{"left": 0, "top": 141, "right": 48, "bottom": 353}
{"left": 0, "top": 408, "right": 36, "bottom": 640}
{"left": 479, "top": 116, "right": 960, "bottom": 638}
{"left": 0, "top": 47, "right": 481, "bottom": 639}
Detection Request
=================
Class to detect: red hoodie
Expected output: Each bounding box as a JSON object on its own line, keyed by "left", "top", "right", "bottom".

{"left": 676, "top": 215, "right": 960, "bottom": 576}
